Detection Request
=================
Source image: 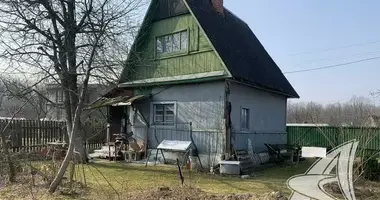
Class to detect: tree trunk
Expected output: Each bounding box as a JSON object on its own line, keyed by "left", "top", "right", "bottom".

{"left": 1, "top": 131, "right": 16, "bottom": 183}
{"left": 74, "top": 136, "right": 87, "bottom": 163}
{"left": 48, "top": 123, "right": 76, "bottom": 193}
{"left": 68, "top": 161, "right": 75, "bottom": 189}
{"left": 4, "top": 146, "right": 16, "bottom": 183}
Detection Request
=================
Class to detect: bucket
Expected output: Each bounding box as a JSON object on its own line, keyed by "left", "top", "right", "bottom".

{"left": 186, "top": 159, "right": 191, "bottom": 170}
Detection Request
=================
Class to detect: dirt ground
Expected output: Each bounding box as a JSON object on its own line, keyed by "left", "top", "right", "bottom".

{"left": 2, "top": 160, "right": 380, "bottom": 200}
{"left": 0, "top": 182, "right": 288, "bottom": 200}
{"left": 323, "top": 181, "right": 380, "bottom": 200}
{"left": 2, "top": 177, "right": 380, "bottom": 200}
{"left": 126, "top": 187, "right": 288, "bottom": 200}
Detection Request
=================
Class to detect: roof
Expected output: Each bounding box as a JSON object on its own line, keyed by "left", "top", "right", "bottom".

{"left": 85, "top": 94, "right": 149, "bottom": 110}
{"left": 184, "top": 0, "right": 299, "bottom": 98}
{"left": 101, "top": 87, "right": 133, "bottom": 98}
{"left": 370, "top": 115, "right": 380, "bottom": 121}
{"left": 364, "top": 115, "right": 380, "bottom": 127}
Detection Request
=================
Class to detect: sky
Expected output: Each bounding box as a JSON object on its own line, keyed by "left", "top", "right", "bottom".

{"left": 223, "top": 0, "right": 380, "bottom": 105}
{"left": 2, "top": 1, "right": 379, "bottom": 105}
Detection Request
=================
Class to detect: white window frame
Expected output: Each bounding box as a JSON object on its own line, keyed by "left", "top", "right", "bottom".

{"left": 240, "top": 107, "right": 250, "bottom": 132}
{"left": 150, "top": 101, "right": 177, "bottom": 128}
{"left": 56, "top": 89, "right": 64, "bottom": 103}
{"left": 155, "top": 30, "right": 188, "bottom": 56}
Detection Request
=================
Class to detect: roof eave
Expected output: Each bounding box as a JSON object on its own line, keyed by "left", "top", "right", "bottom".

{"left": 227, "top": 78, "right": 300, "bottom": 98}
{"left": 119, "top": 71, "right": 229, "bottom": 88}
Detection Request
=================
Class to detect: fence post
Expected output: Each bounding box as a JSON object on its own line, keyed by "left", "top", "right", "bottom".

{"left": 37, "top": 119, "right": 41, "bottom": 151}
{"left": 286, "top": 126, "right": 290, "bottom": 145}
{"left": 144, "top": 126, "right": 149, "bottom": 159}
{"left": 107, "top": 123, "right": 111, "bottom": 161}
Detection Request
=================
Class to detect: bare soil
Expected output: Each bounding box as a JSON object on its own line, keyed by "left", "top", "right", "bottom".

{"left": 126, "top": 187, "right": 288, "bottom": 200}
{"left": 323, "top": 181, "right": 380, "bottom": 200}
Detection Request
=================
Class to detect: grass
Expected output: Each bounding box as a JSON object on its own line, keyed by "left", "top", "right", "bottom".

{"left": 0, "top": 159, "right": 315, "bottom": 200}
{"left": 75, "top": 159, "right": 314, "bottom": 198}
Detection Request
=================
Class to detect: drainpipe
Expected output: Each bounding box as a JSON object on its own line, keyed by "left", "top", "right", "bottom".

{"left": 106, "top": 106, "right": 112, "bottom": 161}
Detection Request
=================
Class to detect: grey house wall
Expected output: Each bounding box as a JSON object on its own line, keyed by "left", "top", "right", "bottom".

{"left": 45, "top": 85, "right": 109, "bottom": 122}
{"left": 228, "top": 81, "right": 288, "bottom": 152}
{"left": 131, "top": 81, "right": 226, "bottom": 166}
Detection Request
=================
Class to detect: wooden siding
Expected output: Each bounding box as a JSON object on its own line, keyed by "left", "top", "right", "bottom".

{"left": 123, "top": 14, "right": 225, "bottom": 82}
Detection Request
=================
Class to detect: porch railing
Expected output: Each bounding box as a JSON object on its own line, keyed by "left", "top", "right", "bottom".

{"left": 132, "top": 122, "right": 224, "bottom": 155}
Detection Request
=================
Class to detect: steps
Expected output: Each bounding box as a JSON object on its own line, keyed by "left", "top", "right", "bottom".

{"left": 90, "top": 145, "right": 116, "bottom": 159}
{"left": 235, "top": 150, "right": 255, "bottom": 174}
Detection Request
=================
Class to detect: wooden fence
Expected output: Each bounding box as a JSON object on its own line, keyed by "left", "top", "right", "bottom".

{"left": 0, "top": 119, "right": 106, "bottom": 153}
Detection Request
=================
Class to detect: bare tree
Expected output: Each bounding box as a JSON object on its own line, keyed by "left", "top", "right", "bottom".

{"left": 324, "top": 102, "right": 345, "bottom": 126}
{"left": 287, "top": 96, "right": 375, "bottom": 126}
{"left": 0, "top": 0, "right": 145, "bottom": 193}
{"left": 0, "top": 98, "right": 28, "bottom": 183}
{"left": 0, "top": 76, "right": 49, "bottom": 120}
{"left": 305, "top": 102, "right": 323, "bottom": 123}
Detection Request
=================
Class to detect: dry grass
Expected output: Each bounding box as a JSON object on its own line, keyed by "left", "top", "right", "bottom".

{"left": 2, "top": 159, "right": 379, "bottom": 200}
{"left": 0, "top": 159, "right": 313, "bottom": 200}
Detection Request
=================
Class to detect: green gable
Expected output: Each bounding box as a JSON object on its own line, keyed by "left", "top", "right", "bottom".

{"left": 119, "top": 0, "right": 228, "bottom": 86}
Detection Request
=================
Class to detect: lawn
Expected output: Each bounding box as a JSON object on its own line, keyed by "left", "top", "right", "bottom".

{"left": 0, "top": 159, "right": 315, "bottom": 200}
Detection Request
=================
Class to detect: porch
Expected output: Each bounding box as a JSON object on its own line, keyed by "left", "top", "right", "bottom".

{"left": 85, "top": 86, "right": 289, "bottom": 172}
{"left": 85, "top": 89, "right": 225, "bottom": 167}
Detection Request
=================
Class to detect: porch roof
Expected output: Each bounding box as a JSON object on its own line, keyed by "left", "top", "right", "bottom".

{"left": 84, "top": 94, "right": 149, "bottom": 110}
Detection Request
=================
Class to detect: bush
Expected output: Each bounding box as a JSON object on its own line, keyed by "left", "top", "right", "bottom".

{"left": 363, "top": 158, "right": 380, "bottom": 181}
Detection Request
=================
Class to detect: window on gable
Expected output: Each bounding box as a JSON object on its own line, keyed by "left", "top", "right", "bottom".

{"left": 153, "top": 103, "right": 175, "bottom": 126}
{"left": 156, "top": 37, "right": 164, "bottom": 54}
{"left": 164, "top": 35, "right": 172, "bottom": 53}
{"left": 156, "top": 30, "right": 188, "bottom": 56}
{"left": 241, "top": 107, "right": 250, "bottom": 131}
{"left": 180, "top": 31, "right": 188, "bottom": 50}
{"left": 172, "top": 33, "right": 181, "bottom": 51}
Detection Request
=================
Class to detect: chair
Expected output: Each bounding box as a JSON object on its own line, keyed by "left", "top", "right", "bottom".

{"left": 123, "top": 141, "right": 145, "bottom": 162}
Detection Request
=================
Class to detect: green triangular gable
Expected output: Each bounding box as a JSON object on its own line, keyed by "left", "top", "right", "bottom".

{"left": 118, "top": 0, "right": 230, "bottom": 86}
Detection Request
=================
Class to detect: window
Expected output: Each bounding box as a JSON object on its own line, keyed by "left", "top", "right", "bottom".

{"left": 241, "top": 107, "right": 250, "bottom": 131}
{"left": 156, "top": 30, "right": 188, "bottom": 56}
{"left": 153, "top": 103, "right": 175, "bottom": 126}
{"left": 56, "top": 90, "right": 64, "bottom": 103}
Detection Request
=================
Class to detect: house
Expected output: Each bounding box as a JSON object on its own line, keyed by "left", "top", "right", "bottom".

{"left": 361, "top": 115, "right": 380, "bottom": 127}
{"left": 45, "top": 83, "right": 110, "bottom": 122}
{"left": 88, "top": 0, "right": 299, "bottom": 167}
{"left": 338, "top": 114, "right": 380, "bottom": 127}
{"left": 0, "top": 92, "right": 46, "bottom": 120}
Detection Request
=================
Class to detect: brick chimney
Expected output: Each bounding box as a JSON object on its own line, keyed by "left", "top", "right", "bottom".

{"left": 211, "top": 0, "right": 224, "bottom": 15}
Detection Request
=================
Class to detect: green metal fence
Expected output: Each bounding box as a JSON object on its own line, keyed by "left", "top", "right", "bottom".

{"left": 287, "top": 126, "right": 380, "bottom": 151}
